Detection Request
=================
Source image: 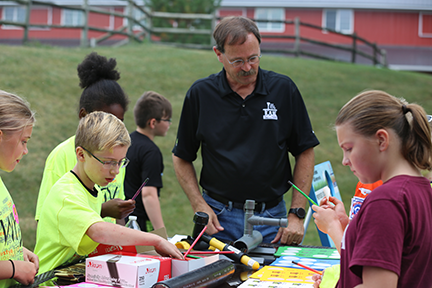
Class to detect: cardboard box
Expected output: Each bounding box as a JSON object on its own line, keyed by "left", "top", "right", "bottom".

{"left": 171, "top": 254, "right": 220, "bottom": 277}
{"left": 86, "top": 254, "right": 165, "bottom": 288}
{"left": 112, "top": 252, "right": 171, "bottom": 281}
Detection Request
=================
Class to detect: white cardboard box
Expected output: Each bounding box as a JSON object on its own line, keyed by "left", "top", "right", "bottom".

{"left": 86, "top": 254, "right": 161, "bottom": 288}
{"left": 171, "top": 254, "right": 220, "bottom": 277}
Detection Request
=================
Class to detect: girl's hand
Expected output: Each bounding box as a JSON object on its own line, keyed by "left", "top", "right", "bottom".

{"left": 327, "top": 196, "right": 349, "bottom": 230}
{"left": 312, "top": 205, "right": 340, "bottom": 234}
{"left": 312, "top": 273, "right": 322, "bottom": 288}
{"left": 23, "top": 247, "right": 39, "bottom": 272}
{"left": 101, "top": 199, "right": 135, "bottom": 219}
{"left": 13, "top": 260, "right": 38, "bottom": 285}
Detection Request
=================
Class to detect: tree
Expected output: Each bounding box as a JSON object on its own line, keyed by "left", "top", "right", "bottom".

{"left": 146, "top": 0, "right": 222, "bottom": 45}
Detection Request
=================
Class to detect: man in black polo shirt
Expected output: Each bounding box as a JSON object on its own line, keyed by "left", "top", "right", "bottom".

{"left": 172, "top": 16, "right": 319, "bottom": 245}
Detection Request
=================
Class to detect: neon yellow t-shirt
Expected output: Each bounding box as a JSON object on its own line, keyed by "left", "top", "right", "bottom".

{"left": 35, "top": 136, "right": 126, "bottom": 223}
{"left": 0, "top": 177, "right": 23, "bottom": 288}
{"left": 34, "top": 172, "right": 104, "bottom": 273}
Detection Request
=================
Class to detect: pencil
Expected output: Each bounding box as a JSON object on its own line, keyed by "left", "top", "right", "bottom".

{"left": 292, "top": 261, "right": 322, "bottom": 275}
{"left": 183, "top": 225, "right": 207, "bottom": 258}
{"left": 131, "top": 178, "right": 149, "bottom": 200}
{"left": 288, "top": 180, "right": 319, "bottom": 206}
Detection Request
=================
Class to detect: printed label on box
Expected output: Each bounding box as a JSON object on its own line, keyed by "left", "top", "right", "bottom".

{"left": 86, "top": 254, "right": 161, "bottom": 288}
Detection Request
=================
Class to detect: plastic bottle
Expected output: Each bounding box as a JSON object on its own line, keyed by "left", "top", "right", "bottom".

{"left": 125, "top": 215, "right": 141, "bottom": 231}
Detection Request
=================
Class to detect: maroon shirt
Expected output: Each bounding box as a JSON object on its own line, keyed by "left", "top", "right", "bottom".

{"left": 338, "top": 175, "right": 432, "bottom": 287}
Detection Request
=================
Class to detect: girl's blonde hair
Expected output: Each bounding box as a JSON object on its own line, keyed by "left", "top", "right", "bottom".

{"left": 75, "top": 111, "right": 131, "bottom": 152}
{"left": 336, "top": 90, "right": 432, "bottom": 171}
{"left": 0, "top": 90, "right": 36, "bottom": 131}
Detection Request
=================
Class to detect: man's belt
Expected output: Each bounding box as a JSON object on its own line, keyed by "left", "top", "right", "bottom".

{"left": 203, "top": 190, "right": 283, "bottom": 211}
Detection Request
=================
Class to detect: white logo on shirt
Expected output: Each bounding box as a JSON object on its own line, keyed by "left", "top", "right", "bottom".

{"left": 358, "top": 187, "right": 372, "bottom": 195}
{"left": 263, "top": 102, "right": 278, "bottom": 120}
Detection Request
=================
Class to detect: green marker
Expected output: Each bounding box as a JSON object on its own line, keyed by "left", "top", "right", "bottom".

{"left": 288, "top": 180, "right": 319, "bottom": 206}
{"left": 184, "top": 254, "right": 202, "bottom": 259}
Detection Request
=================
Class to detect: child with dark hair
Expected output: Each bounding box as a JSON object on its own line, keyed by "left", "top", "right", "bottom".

{"left": 35, "top": 52, "right": 134, "bottom": 224}
{"left": 124, "top": 91, "right": 172, "bottom": 231}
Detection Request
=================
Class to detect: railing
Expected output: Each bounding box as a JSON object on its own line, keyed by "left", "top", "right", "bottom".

{"left": 0, "top": 0, "right": 387, "bottom": 67}
{"left": 256, "top": 18, "right": 387, "bottom": 67}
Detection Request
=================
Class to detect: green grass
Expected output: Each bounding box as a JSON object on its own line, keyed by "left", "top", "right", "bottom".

{"left": 0, "top": 42, "right": 431, "bottom": 251}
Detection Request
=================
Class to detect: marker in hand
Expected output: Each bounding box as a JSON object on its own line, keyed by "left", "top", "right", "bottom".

{"left": 288, "top": 180, "right": 319, "bottom": 206}
{"left": 132, "top": 178, "right": 149, "bottom": 200}
{"left": 292, "top": 261, "right": 322, "bottom": 275}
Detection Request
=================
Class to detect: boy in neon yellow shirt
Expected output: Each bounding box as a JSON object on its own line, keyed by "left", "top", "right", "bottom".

{"left": 34, "top": 112, "right": 183, "bottom": 274}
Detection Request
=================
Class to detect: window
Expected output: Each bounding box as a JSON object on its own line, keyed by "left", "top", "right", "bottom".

{"left": 62, "top": 9, "right": 83, "bottom": 26}
{"left": 2, "top": 6, "right": 51, "bottom": 30}
{"left": 419, "top": 12, "right": 432, "bottom": 38}
{"left": 3, "top": 6, "right": 26, "bottom": 26}
{"left": 323, "top": 9, "right": 353, "bottom": 34}
{"left": 255, "top": 8, "right": 284, "bottom": 32}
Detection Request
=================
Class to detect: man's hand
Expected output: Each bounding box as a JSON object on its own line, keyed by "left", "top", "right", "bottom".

{"left": 194, "top": 204, "right": 224, "bottom": 236}
{"left": 272, "top": 215, "right": 304, "bottom": 245}
{"left": 101, "top": 199, "right": 135, "bottom": 219}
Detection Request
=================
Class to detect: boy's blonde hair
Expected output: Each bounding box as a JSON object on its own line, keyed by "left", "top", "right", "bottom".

{"left": 0, "top": 90, "right": 36, "bottom": 131}
{"left": 75, "top": 111, "right": 131, "bottom": 152}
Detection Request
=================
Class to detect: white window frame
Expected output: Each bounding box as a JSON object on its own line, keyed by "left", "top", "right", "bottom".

{"left": 2, "top": 6, "right": 26, "bottom": 29}
{"left": 123, "top": 6, "right": 148, "bottom": 31}
{"left": 215, "top": 8, "right": 246, "bottom": 19}
{"left": 254, "top": 8, "right": 285, "bottom": 33}
{"left": 322, "top": 9, "right": 354, "bottom": 34}
{"left": 419, "top": 12, "right": 432, "bottom": 38}
{"left": 62, "top": 8, "right": 83, "bottom": 26}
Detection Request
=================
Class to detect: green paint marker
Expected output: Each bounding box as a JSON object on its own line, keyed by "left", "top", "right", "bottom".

{"left": 288, "top": 180, "right": 319, "bottom": 206}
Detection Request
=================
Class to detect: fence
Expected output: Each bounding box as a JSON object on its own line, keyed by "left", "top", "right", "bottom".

{"left": 0, "top": 0, "right": 387, "bottom": 67}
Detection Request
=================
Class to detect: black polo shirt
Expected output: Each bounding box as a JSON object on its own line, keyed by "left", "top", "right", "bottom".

{"left": 173, "top": 68, "right": 319, "bottom": 203}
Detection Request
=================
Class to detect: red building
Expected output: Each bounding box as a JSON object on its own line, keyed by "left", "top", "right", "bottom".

{"left": 0, "top": 0, "right": 145, "bottom": 45}
{"left": 1, "top": 0, "right": 431, "bottom": 48}
{"left": 217, "top": 0, "right": 432, "bottom": 47}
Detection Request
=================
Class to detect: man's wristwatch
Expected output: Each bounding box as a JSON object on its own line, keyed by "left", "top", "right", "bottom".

{"left": 289, "top": 208, "right": 306, "bottom": 219}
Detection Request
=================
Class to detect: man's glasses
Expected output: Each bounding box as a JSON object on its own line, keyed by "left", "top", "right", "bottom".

{"left": 156, "top": 118, "right": 172, "bottom": 123}
{"left": 82, "top": 147, "right": 129, "bottom": 169}
{"left": 222, "top": 53, "right": 262, "bottom": 68}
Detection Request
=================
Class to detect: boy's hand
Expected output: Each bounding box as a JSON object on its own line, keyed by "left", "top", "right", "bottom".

{"left": 154, "top": 239, "right": 184, "bottom": 259}
{"left": 101, "top": 199, "right": 135, "bottom": 219}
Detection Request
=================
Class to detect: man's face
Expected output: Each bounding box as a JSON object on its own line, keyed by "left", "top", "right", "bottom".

{"left": 214, "top": 33, "right": 261, "bottom": 87}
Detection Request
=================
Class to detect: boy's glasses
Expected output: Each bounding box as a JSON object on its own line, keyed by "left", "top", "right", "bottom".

{"left": 156, "top": 118, "right": 172, "bottom": 123}
{"left": 82, "top": 147, "right": 130, "bottom": 169}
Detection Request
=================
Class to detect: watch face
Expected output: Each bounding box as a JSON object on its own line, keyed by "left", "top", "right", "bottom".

{"left": 297, "top": 208, "right": 306, "bottom": 218}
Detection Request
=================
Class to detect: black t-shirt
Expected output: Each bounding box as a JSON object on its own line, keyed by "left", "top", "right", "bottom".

{"left": 173, "top": 68, "right": 319, "bottom": 202}
{"left": 124, "top": 131, "right": 163, "bottom": 228}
